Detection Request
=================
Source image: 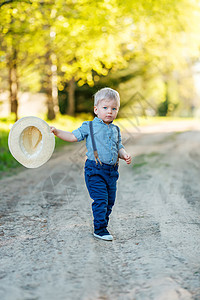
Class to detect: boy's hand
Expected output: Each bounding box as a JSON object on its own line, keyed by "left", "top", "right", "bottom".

{"left": 122, "top": 153, "right": 132, "bottom": 164}
{"left": 50, "top": 126, "right": 58, "bottom": 136}
{"left": 119, "top": 148, "right": 132, "bottom": 164}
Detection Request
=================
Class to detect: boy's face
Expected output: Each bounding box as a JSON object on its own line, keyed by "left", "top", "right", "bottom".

{"left": 94, "top": 99, "right": 119, "bottom": 125}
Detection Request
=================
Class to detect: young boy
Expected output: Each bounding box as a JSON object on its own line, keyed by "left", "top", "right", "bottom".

{"left": 50, "top": 87, "right": 131, "bottom": 241}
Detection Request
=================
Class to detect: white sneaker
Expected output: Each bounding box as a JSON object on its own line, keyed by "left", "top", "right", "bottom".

{"left": 93, "top": 228, "right": 113, "bottom": 241}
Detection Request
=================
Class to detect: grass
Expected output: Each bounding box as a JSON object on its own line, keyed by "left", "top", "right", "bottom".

{"left": 133, "top": 161, "right": 148, "bottom": 169}
{"left": 132, "top": 152, "right": 162, "bottom": 172}
{"left": 0, "top": 130, "right": 21, "bottom": 169}
{"left": 0, "top": 115, "right": 20, "bottom": 178}
{"left": 133, "top": 153, "right": 149, "bottom": 170}
{"left": 132, "top": 151, "right": 172, "bottom": 173}
{"left": 133, "top": 153, "right": 161, "bottom": 169}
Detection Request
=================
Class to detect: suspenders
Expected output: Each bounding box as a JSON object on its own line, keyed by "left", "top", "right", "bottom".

{"left": 89, "top": 121, "right": 120, "bottom": 166}
{"left": 89, "top": 121, "right": 102, "bottom": 165}
{"left": 115, "top": 126, "right": 120, "bottom": 166}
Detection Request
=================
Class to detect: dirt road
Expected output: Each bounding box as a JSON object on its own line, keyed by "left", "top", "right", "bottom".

{"left": 0, "top": 121, "right": 200, "bottom": 300}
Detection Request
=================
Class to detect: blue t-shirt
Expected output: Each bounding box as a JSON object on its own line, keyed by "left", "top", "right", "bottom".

{"left": 72, "top": 117, "right": 124, "bottom": 165}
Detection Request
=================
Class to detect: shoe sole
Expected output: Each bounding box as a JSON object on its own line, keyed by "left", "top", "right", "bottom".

{"left": 93, "top": 233, "right": 113, "bottom": 241}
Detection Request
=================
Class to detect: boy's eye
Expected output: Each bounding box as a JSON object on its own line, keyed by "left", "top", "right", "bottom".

{"left": 112, "top": 108, "right": 117, "bottom": 111}
{"left": 103, "top": 107, "right": 107, "bottom": 109}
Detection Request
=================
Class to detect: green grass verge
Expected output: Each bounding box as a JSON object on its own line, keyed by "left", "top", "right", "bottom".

{"left": 132, "top": 152, "right": 161, "bottom": 171}
{"left": 0, "top": 129, "right": 21, "bottom": 171}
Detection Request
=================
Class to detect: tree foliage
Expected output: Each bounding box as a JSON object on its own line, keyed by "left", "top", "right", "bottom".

{"left": 0, "top": 0, "right": 200, "bottom": 118}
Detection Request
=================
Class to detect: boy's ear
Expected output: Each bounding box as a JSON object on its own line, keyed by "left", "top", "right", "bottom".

{"left": 94, "top": 106, "right": 98, "bottom": 115}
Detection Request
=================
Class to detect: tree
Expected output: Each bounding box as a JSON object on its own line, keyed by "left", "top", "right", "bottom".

{"left": 1, "top": 0, "right": 200, "bottom": 120}
{"left": 0, "top": 0, "right": 41, "bottom": 120}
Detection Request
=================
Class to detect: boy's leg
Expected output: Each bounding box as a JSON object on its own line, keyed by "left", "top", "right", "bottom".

{"left": 106, "top": 178, "right": 117, "bottom": 226}
{"left": 85, "top": 173, "right": 108, "bottom": 231}
{"left": 105, "top": 167, "right": 119, "bottom": 226}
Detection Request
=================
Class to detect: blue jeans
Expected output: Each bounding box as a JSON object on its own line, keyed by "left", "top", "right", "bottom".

{"left": 84, "top": 159, "right": 119, "bottom": 231}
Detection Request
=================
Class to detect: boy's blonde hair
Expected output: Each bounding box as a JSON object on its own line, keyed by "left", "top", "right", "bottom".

{"left": 94, "top": 87, "right": 120, "bottom": 107}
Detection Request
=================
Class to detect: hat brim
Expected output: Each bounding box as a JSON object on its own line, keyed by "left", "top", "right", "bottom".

{"left": 8, "top": 116, "right": 55, "bottom": 168}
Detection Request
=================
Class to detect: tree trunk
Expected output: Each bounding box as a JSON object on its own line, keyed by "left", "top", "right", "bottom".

{"left": 158, "top": 78, "right": 169, "bottom": 116}
{"left": 67, "top": 77, "right": 75, "bottom": 116}
{"left": 45, "top": 50, "right": 57, "bottom": 120}
{"left": 8, "top": 47, "right": 18, "bottom": 121}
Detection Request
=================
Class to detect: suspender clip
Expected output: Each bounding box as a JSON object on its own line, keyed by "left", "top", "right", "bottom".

{"left": 94, "top": 150, "right": 102, "bottom": 165}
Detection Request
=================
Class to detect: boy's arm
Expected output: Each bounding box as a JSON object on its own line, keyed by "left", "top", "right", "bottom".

{"left": 117, "top": 127, "right": 131, "bottom": 164}
{"left": 50, "top": 127, "right": 78, "bottom": 142}
{"left": 118, "top": 148, "right": 131, "bottom": 164}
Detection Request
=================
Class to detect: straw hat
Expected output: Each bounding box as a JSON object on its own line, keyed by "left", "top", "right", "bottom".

{"left": 8, "top": 116, "right": 55, "bottom": 168}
